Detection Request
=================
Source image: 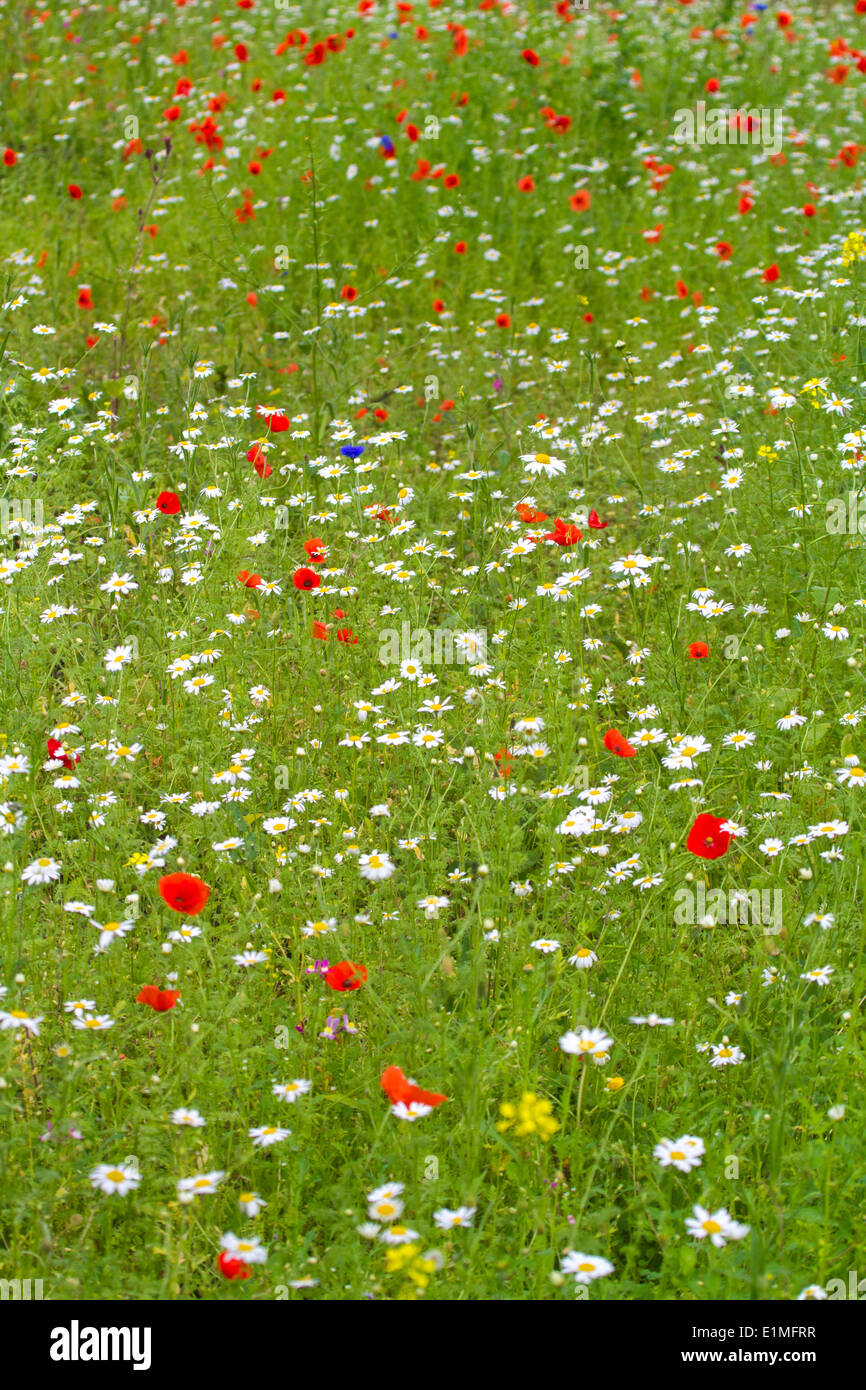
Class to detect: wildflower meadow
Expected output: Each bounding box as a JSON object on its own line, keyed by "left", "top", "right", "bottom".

{"left": 1, "top": 0, "right": 866, "bottom": 1329}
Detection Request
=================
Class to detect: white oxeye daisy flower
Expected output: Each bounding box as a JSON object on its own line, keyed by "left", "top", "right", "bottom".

{"left": 800, "top": 965, "right": 834, "bottom": 986}
{"left": 368, "top": 1196, "right": 404, "bottom": 1223}
{"left": 177, "top": 1171, "right": 225, "bottom": 1201}
{"left": 248, "top": 1125, "right": 291, "bottom": 1147}
{"left": 685, "top": 1204, "right": 749, "bottom": 1248}
{"left": 391, "top": 1100, "right": 433, "bottom": 1121}
{"left": 21, "top": 856, "right": 61, "bottom": 885}
{"left": 219, "top": 1232, "right": 268, "bottom": 1265}
{"left": 272, "top": 1079, "right": 312, "bottom": 1102}
{"left": 653, "top": 1136, "right": 705, "bottom": 1172}
{"left": 358, "top": 850, "right": 395, "bottom": 881}
{"left": 709, "top": 1042, "right": 745, "bottom": 1068}
{"left": 90, "top": 1162, "right": 141, "bottom": 1196}
{"left": 560, "top": 1251, "right": 615, "bottom": 1284}
{"left": 0, "top": 1009, "right": 43, "bottom": 1036}
{"left": 559, "top": 1026, "right": 613, "bottom": 1057}
{"left": 433, "top": 1206, "right": 476, "bottom": 1230}
{"left": 171, "top": 1108, "right": 206, "bottom": 1128}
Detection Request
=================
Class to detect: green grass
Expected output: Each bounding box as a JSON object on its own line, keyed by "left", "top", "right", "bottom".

{"left": 0, "top": 0, "right": 865, "bottom": 1301}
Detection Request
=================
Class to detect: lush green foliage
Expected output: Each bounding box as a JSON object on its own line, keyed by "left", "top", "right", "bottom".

{"left": 0, "top": 0, "right": 865, "bottom": 1301}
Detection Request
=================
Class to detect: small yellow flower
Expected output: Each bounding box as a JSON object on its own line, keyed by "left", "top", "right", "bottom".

{"left": 384, "top": 1245, "right": 419, "bottom": 1275}
{"left": 496, "top": 1091, "right": 559, "bottom": 1141}
{"left": 605, "top": 1076, "right": 625, "bottom": 1093}
{"left": 384, "top": 1244, "right": 437, "bottom": 1292}
{"left": 841, "top": 230, "right": 866, "bottom": 267}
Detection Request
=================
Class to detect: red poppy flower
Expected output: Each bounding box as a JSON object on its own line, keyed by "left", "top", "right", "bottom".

{"left": 3, "top": 149, "right": 16, "bottom": 166}
{"left": 495, "top": 313, "right": 511, "bottom": 329}
{"left": 737, "top": 195, "right": 753, "bottom": 215}
{"left": 569, "top": 189, "right": 591, "bottom": 212}
{"left": 543, "top": 518, "right": 581, "bottom": 546}
{"left": 263, "top": 410, "right": 290, "bottom": 432}
{"left": 688, "top": 641, "right": 709, "bottom": 658}
{"left": 803, "top": 203, "right": 816, "bottom": 217}
{"left": 381, "top": 1065, "right": 447, "bottom": 1107}
{"left": 715, "top": 241, "right": 733, "bottom": 260}
{"left": 686, "top": 813, "right": 730, "bottom": 860}
{"left": 587, "top": 509, "right": 608, "bottom": 529}
{"left": 454, "top": 240, "right": 466, "bottom": 254}
{"left": 136, "top": 985, "right": 181, "bottom": 1012}
{"left": 303, "top": 537, "right": 326, "bottom": 563}
{"left": 237, "top": 570, "right": 262, "bottom": 588}
{"left": 518, "top": 175, "right": 535, "bottom": 193}
{"left": 77, "top": 287, "right": 93, "bottom": 311}
{"left": 340, "top": 284, "right": 357, "bottom": 301}
{"left": 312, "top": 620, "right": 329, "bottom": 640}
{"left": 603, "top": 728, "right": 636, "bottom": 757}
{"left": 444, "top": 172, "right": 460, "bottom": 189}
{"left": 521, "top": 47, "right": 540, "bottom": 65}
{"left": 516, "top": 502, "right": 548, "bottom": 523}
{"left": 157, "top": 872, "right": 210, "bottom": 915}
{"left": 218, "top": 1252, "right": 251, "bottom": 1280}
{"left": 252, "top": 451, "right": 272, "bottom": 478}
{"left": 336, "top": 627, "right": 358, "bottom": 644}
{"left": 293, "top": 566, "right": 321, "bottom": 591}
{"left": 762, "top": 263, "right": 780, "bottom": 283}
{"left": 68, "top": 184, "right": 83, "bottom": 199}
{"left": 156, "top": 491, "right": 181, "bottom": 515}
{"left": 47, "top": 738, "right": 80, "bottom": 770}
{"left": 493, "top": 745, "right": 514, "bottom": 778}
{"left": 325, "top": 960, "right": 367, "bottom": 991}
